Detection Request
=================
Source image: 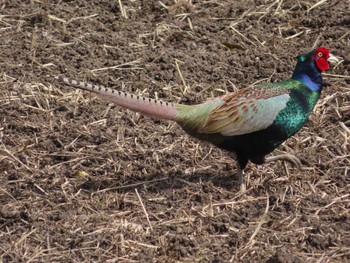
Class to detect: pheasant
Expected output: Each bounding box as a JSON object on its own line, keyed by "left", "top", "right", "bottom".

{"left": 53, "top": 47, "right": 338, "bottom": 192}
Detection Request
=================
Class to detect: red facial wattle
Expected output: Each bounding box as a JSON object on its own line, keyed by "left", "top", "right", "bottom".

{"left": 315, "top": 56, "right": 329, "bottom": 71}
{"left": 313, "top": 47, "right": 330, "bottom": 71}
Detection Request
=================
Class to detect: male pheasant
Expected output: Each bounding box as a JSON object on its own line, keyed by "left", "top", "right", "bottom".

{"left": 53, "top": 47, "right": 338, "bottom": 191}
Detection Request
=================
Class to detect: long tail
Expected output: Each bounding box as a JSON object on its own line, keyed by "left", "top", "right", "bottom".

{"left": 53, "top": 76, "right": 179, "bottom": 120}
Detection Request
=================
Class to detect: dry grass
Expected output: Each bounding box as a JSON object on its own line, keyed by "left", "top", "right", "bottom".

{"left": 1, "top": 0, "right": 349, "bottom": 262}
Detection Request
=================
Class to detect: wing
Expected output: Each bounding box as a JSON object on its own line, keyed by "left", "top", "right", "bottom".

{"left": 198, "top": 86, "right": 291, "bottom": 136}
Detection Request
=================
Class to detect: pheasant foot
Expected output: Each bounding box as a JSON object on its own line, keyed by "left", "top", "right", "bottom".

{"left": 265, "top": 153, "right": 302, "bottom": 170}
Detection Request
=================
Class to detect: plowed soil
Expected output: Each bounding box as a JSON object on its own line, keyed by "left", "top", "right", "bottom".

{"left": 1, "top": 1, "right": 349, "bottom": 262}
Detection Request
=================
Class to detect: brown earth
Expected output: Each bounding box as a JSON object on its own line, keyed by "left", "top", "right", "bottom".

{"left": 1, "top": 0, "right": 350, "bottom": 262}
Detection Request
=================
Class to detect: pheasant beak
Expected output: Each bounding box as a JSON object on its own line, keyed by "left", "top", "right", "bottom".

{"left": 328, "top": 53, "right": 340, "bottom": 65}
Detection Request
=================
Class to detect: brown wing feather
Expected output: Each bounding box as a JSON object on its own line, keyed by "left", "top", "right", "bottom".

{"left": 199, "top": 86, "right": 291, "bottom": 136}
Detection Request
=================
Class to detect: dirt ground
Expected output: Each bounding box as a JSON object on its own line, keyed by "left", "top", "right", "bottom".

{"left": 1, "top": 0, "right": 349, "bottom": 262}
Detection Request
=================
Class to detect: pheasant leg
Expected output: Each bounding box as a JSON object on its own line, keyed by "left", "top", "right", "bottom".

{"left": 236, "top": 163, "right": 246, "bottom": 192}
{"left": 265, "top": 153, "right": 302, "bottom": 170}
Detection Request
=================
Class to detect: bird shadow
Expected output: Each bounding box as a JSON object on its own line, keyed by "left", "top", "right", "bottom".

{"left": 78, "top": 169, "right": 241, "bottom": 194}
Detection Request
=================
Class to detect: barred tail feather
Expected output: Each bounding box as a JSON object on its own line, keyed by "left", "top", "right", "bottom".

{"left": 54, "top": 76, "right": 178, "bottom": 121}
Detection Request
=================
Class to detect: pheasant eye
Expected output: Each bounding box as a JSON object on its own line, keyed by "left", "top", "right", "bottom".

{"left": 317, "top": 52, "right": 323, "bottom": 57}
